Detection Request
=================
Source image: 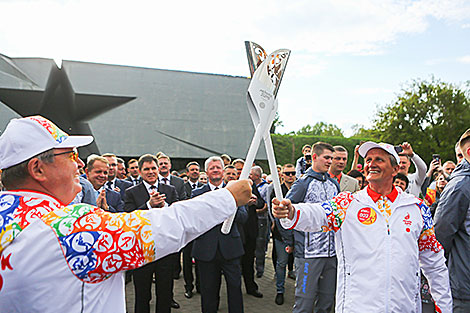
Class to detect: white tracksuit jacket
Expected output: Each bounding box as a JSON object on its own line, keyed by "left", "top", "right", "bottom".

{"left": 281, "top": 186, "right": 452, "bottom": 313}
{"left": 0, "top": 189, "right": 237, "bottom": 313}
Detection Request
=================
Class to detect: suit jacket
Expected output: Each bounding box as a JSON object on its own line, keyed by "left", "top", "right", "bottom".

{"left": 168, "top": 175, "right": 188, "bottom": 201}
{"left": 126, "top": 176, "right": 142, "bottom": 186}
{"left": 191, "top": 184, "right": 247, "bottom": 261}
{"left": 241, "top": 184, "right": 265, "bottom": 242}
{"left": 79, "top": 176, "right": 97, "bottom": 206}
{"left": 340, "top": 173, "right": 360, "bottom": 193}
{"left": 104, "top": 187, "right": 125, "bottom": 212}
{"left": 184, "top": 181, "right": 203, "bottom": 200}
{"left": 114, "top": 178, "right": 133, "bottom": 201}
{"left": 123, "top": 182, "right": 178, "bottom": 212}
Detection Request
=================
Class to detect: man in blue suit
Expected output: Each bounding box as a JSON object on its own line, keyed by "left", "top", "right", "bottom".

{"left": 85, "top": 155, "right": 124, "bottom": 212}
{"left": 192, "top": 156, "right": 248, "bottom": 313}
{"left": 182, "top": 161, "right": 204, "bottom": 298}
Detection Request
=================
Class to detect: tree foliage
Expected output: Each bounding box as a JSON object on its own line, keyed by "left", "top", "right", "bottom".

{"left": 270, "top": 134, "right": 365, "bottom": 170}
{"left": 371, "top": 77, "right": 470, "bottom": 163}
{"left": 350, "top": 124, "right": 377, "bottom": 140}
{"left": 295, "top": 122, "right": 344, "bottom": 137}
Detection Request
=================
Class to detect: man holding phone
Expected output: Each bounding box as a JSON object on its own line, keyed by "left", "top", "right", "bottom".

{"left": 295, "top": 144, "right": 312, "bottom": 178}
{"left": 397, "top": 142, "right": 427, "bottom": 196}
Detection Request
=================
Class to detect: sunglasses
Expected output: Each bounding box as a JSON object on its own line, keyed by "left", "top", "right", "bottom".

{"left": 53, "top": 148, "right": 79, "bottom": 163}
{"left": 283, "top": 171, "right": 296, "bottom": 176}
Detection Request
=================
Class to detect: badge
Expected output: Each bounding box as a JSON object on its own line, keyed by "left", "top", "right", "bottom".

{"left": 357, "top": 207, "right": 377, "bottom": 225}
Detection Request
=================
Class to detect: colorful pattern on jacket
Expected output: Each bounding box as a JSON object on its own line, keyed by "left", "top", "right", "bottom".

{"left": 417, "top": 201, "right": 442, "bottom": 253}
{"left": 320, "top": 192, "right": 354, "bottom": 232}
{"left": 0, "top": 192, "right": 156, "bottom": 283}
{"left": 0, "top": 193, "right": 60, "bottom": 251}
{"left": 319, "top": 192, "right": 443, "bottom": 256}
{"left": 424, "top": 188, "right": 437, "bottom": 207}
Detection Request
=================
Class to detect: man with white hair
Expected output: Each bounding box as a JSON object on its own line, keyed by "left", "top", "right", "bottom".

{"left": 273, "top": 141, "right": 452, "bottom": 313}
{"left": 192, "top": 156, "right": 248, "bottom": 313}
{"left": 0, "top": 116, "right": 252, "bottom": 313}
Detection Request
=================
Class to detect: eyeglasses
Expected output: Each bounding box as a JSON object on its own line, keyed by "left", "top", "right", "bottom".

{"left": 283, "top": 171, "right": 296, "bottom": 176}
{"left": 53, "top": 148, "right": 79, "bottom": 162}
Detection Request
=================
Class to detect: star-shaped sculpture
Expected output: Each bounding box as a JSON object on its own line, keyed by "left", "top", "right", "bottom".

{"left": 0, "top": 55, "right": 135, "bottom": 156}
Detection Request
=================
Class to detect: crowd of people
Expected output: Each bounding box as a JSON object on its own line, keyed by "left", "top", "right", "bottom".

{"left": 0, "top": 115, "right": 469, "bottom": 313}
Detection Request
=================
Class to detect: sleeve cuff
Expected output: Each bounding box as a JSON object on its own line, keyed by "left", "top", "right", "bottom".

{"left": 280, "top": 206, "right": 300, "bottom": 229}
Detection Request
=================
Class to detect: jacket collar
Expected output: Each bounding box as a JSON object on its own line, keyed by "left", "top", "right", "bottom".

{"left": 305, "top": 167, "right": 330, "bottom": 181}
{"left": 366, "top": 185, "right": 399, "bottom": 203}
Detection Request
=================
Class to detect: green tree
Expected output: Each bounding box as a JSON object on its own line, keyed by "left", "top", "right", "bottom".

{"left": 296, "top": 122, "right": 344, "bottom": 137}
{"left": 371, "top": 77, "right": 470, "bottom": 163}
{"left": 350, "top": 124, "right": 377, "bottom": 139}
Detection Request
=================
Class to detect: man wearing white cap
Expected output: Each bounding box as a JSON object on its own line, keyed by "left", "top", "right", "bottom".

{"left": 273, "top": 141, "right": 452, "bottom": 313}
{"left": 0, "top": 115, "right": 252, "bottom": 313}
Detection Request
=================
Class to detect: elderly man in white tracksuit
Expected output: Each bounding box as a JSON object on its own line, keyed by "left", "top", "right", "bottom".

{"left": 273, "top": 141, "right": 452, "bottom": 313}
{"left": 0, "top": 116, "right": 252, "bottom": 313}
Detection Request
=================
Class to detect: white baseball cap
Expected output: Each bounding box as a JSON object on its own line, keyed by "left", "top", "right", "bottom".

{"left": 0, "top": 116, "right": 93, "bottom": 170}
{"left": 358, "top": 141, "right": 401, "bottom": 165}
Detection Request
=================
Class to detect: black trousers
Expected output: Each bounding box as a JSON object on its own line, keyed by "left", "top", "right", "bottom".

{"left": 183, "top": 240, "right": 200, "bottom": 292}
{"left": 197, "top": 250, "right": 244, "bottom": 313}
{"left": 173, "top": 251, "right": 182, "bottom": 277}
{"left": 241, "top": 235, "right": 258, "bottom": 293}
{"left": 133, "top": 253, "right": 176, "bottom": 313}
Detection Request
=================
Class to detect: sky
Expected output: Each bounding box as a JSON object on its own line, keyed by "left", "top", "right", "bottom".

{"left": 1, "top": 0, "right": 470, "bottom": 136}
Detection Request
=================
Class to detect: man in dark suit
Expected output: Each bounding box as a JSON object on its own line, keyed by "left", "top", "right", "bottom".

{"left": 157, "top": 154, "right": 188, "bottom": 200}
{"left": 182, "top": 161, "right": 204, "bottom": 298}
{"left": 85, "top": 155, "right": 124, "bottom": 212}
{"left": 70, "top": 175, "right": 97, "bottom": 206}
{"left": 124, "top": 154, "right": 180, "bottom": 313}
{"left": 157, "top": 153, "right": 188, "bottom": 280}
{"left": 102, "top": 153, "right": 133, "bottom": 201}
{"left": 184, "top": 161, "right": 203, "bottom": 198}
{"left": 192, "top": 156, "right": 248, "bottom": 313}
{"left": 116, "top": 157, "right": 128, "bottom": 180}
{"left": 126, "top": 158, "right": 142, "bottom": 186}
{"left": 233, "top": 159, "right": 265, "bottom": 298}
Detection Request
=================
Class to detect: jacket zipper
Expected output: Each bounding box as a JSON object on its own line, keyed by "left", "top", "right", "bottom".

{"left": 385, "top": 220, "right": 391, "bottom": 313}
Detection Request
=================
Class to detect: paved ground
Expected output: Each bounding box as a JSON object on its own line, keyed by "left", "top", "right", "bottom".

{"left": 125, "top": 241, "right": 296, "bottom": 313}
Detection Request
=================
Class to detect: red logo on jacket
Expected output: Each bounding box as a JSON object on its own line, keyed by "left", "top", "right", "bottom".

{"left": 403, "top": 213, "right": 412, "bottom": 232}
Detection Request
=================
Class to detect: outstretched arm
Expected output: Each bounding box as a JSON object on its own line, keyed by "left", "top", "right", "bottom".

{"left": 272, "top": 192, "right": 354, "bottom": 233}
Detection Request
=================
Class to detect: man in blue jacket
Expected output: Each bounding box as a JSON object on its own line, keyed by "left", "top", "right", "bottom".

{"left": 435, "top": 128, "right": 470, "bottom": 313}
{"left": 286, "top": 142, "right": 340, "bottom": 313}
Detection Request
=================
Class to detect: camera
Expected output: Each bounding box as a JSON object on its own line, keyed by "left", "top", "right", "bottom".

{"left": 394, "top": 146, "right": 403, "bottom": 154}
{"left": 432, "top": 154, "right": 441, "bottom": 162}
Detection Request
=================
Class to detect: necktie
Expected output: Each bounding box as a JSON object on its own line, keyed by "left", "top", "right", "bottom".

{"left": 191, "top": 183, "right": 196, "bottom": 189}
{"left": 162, "top": 177, "right": 169, "bottom": 185}
{"left": 214, "top": 186, "right": 219, "bottom": 190}
{"left": 106, "top": 181, "right": 113, "bottom": 189}
{"left": 149, "top": 185, "right": 157, "bottom": 193}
